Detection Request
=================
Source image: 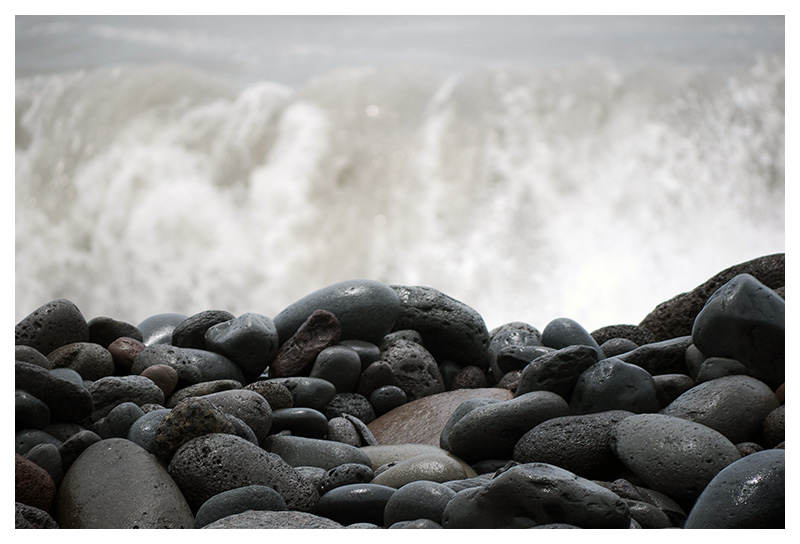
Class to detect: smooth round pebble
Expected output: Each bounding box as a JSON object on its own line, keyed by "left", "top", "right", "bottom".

{"left": 271, "top": 407, "right": 329, "bottom": 438}
{"left": 311, "top": 345, "right": 363, "bottom": 393}
{"left": 194, "top": 485, "right": 287, "bottom": 528}
{"left": 127, "top": 409, "right": 171, "bottom": 453}
{"left": 570, "top": 358, "right": 659, "bottom": 415}
{"left": 47, "top": 342, "right": 114, "bottom": 381}
{"left": 369, "top": 385, "right": 407, "bottom": 415}
{"left": 136, "top": 313, "right": 187, "bottom": 346}
{"left": 139, "top": 364, "right": 179, "bottom": 398}
{"left": 384, "top": 480, "right": 456, "bottom": 526}
{"left": 204, "top": 312, "right": 279, "bottom": 380}
{"left": 316, "top": 483, "right": 396, "bottom": 526}
{"left": 318, "top": 463, "right": 375, "bottom": 494}
{"left": 264, "top": 434, "right": 372, "bottom": 470}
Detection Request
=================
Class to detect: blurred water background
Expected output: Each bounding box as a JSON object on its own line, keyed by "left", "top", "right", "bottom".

{"left": 14, "top": 15, "right": 785, "bottom": 331}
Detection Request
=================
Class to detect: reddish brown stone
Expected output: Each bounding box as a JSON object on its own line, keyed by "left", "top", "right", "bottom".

{"left": 140, "top": 364, "right": 179, "bottom": 398}
{"left": 15, "top": 454, "right": 57, "bottom": 513}
{"left": 269, "top": 310, "right": 341, "bottom": 378}
{"left": 367, "top": 387, "right": 513, "bottom": 446}
{"left": 355, "top": 361, "right": 396, "bottom": 397}
{"left": 108, "top": 336, "right": 146, "bottom": 374}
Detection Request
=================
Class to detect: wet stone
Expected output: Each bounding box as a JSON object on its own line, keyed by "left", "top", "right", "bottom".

{"left": 318, "top": 463, "right": 376, "bottom": 494}
{"left": 15, "top": 345, "right": 52, "bottom": 369}
{"left": 194, "top": 485, "right": 287, "bottom": 528}
{"left": 599, "top": 337, "right": 639, "bottom": 357}
{"left": 615, "top": 336, "right": 693, "bottom": 375}
{"left": 695, "top": 357, "right": 751, "bottom": 383}
{"left": 271, "top": 407, "right": 329, "bottom": 438}
{"left": 166, "top": 379, "right": 243, "bottom": 408}
{"left": 107, "top": 337, "right": 146, "bottom": 374}
{"left": 266, "top": 376, "right": 336, "bottom": 410}
{"left": 384, "top": 480, "right": 457, "bottom": 527}
{"left": 171, "top": 310, "right": 235, "bottom": 350}
{"left": 380, "top": 339, "right": 445, "bottom": 401}
{"left": 269, "top": 309, "right": 342, "bottom": 378}
{"left": 356, "top": 360, "right": 396, "bottom": 398}
{"left": 127, "top": 408, "right": 171, "bottom": 453}
{"left": 136, "top": 313, "right": 187, "bottom": 346}
{"left": 204, "top": 312, "right": 279, "bottom": 381}
{"left": 324, "top": 392, "right": 376, "bottom": 424}
{"left": 570, "top": 358, "right": 659, "bottom": 415}
{"left": 46, "top": 342, "right": 114, "bottom": 381}
{"left": 88, "top": 375, "right": 165, "bottom": 421}
{"left": 653, "top": 373, "right": 695, "bottom": 409}
{"left": 310, "top": 345, "right": 363, "bottom": 393}
{"left": 514, "top": 344, "right": 598, "bottom": 401}
{"left": 369, "top": 385, "right": 407, "bottom": 416}
{"left": 244, "top": 380, "right": 294, "bottom": 410}
{"left": 87, "top": 316, "right": 143, "bottom": 347}
{"left": 316, "top": 483, "right": 397, "bottom": 526}
{"left": 541, "top": 317, "right": 605, "bottom": 361}
{"left": 264, "top": 434, "right": 372, "bottom": 470}
{"left": 201, "top": 388, "right": 272, "bottom": 444}
{"left": 15, "top": 299, "right": 90, "bottom": 356}
{"left": 139, "top": 363, "right": 179, "bottom": 398}
{"left": 154, "top": 397, "right": 235, "bottom": 462}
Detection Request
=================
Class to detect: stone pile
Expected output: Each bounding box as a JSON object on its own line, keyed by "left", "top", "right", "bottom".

{"left": 15, "top": 254, "right": 785, "bottom": 529}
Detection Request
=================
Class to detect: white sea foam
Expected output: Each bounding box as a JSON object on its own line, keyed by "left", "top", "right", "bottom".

{"left": 15, "top": 17, "right": 785, "bottom": 332}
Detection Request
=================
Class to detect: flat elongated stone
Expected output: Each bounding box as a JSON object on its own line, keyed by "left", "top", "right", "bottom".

{"left": 264, "top": 434, "right": 371, "bottom": 470}
{"left": 55, "top": 438, "right": 193, "bottom": 528}
{"left": 273, "top": 279, "right": 401, "bottom": 344}
{"left": 269, "top": 310, "right": 341, "bottom": 378}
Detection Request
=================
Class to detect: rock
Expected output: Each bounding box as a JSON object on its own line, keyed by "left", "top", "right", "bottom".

{"left": 244, "top": 380, "right": 294, "bottom": 409}
{"left": 101, "top": 402, "right": 145, "bottom": 439}
{"left": 15, "top": 299, "right": 89, "bottom": 355}
{"left": 384, "top": 480, "right": 456, "bottom": 526}
{"left": 127, "top": 408, "right": 170, "bottom": 453}
{"left": 58, "top": 430, "right": 101, "bottom": 472}
{"left": 442, "top": 391, "right": 570, "bottom": 463}
{"left": 201, "top": 388, "right": 272, "bottom": 444}
{"left": 389, "top": 519, "right": 443, "bottom": 529}
{"left": 442, "top": 463, "right": 630, "bottom": 528}
{"left": 379, "top": 339, "right": 444, "bottom": 400}
{"left": 762, "top": 404, "right": 785, "bottom": 447}
{"left": 271, "top": 407, "right": 329, "bottom": 438}
{"left": 323, "top": 392, "right": 376, "bottom": 423}
{"left": 154, "top": 397, "right": 235, "bottom": 461}
{"left": 369, "top": 385, "right": 407, "bottom": 416}
{"left": 309, "top": 345, "right": 363, "bottom": 393}
{"left": 318, "top": 463, "right": 376, "bottom": 494}
{"left": 165, "top": 379, "right": 243, "bottom": 408}
{"left": 691, "top": 274, "right": 784, "bottom": 388}
{"left": 168, "top": 433, "right": 319, "bottom": 512}
{"left": 136, "top": 313, "right": 187, "bottom": 346}
{"left": 327, "top": 415, "right": 377, "bottom": 447}
{"left": 171, "top": 310, "right": 235, "bottom": 349}
{"left": 87, "top": 316, "right": 143, "bottom": 347}
{"left": 194, "top": 485, "right": 287, "bottom": 528}
{"left": 615, "top": 336, "right": 693, "bottom": 375}
{"left": 356, "top": 361, "right": 396, "bottom": 397}
{"left": 652, "top": 373, "right": 695, "bottom": 409}
{"left": 696, "top": 357, "right": 751, "bottom": 383}
{"left": 590, "top": 324, "right": 656, "bottom": 346}
{"left": 46, "top": 342, "right": 115, "bottom": 381}
{"left": 610, "top": 413, "right": 741, "bottom": 503}
{"left": 204, "top": 312, "right": 279, "bottom": 381}
{"left": 203, "top": 510, "right": 343, "bottom": 529}
{"left": 371, "top": 453, "right": 471, "bottom": 488}
{"left": 684, "top": 449, "right": 784, "bottom": 528}
{"left": 368, "top": 388, "right": 513, "bottom": 446}
{"left": 274, "top": 279, "right": 401, "bottom": 345}
{"left": 131, "top": 344, "right": 200, "bottom": 383}
{"left": 339, "top": 339, "right": 382, "bottom": 369}
{"left": 225, "top": 414, "right": 258, "bottom": 444}
{"left": 570, "top": 358, "right": 659, "bottom": 415}
{"left": 513, "top": 410, "right": 634, "bottom": 478}
{"left": 107, "top": 337, "right": 146, "bottom": 374}
{"left": 181, "top": 348, "right": 246, "bottom": 384}
{"left": 16, "top": 390, "right": 50, "bottom": 430}
{"left": 360, "top": 444, "right": 476, "bottom": 477}
{"left": 390, "top": 285, "right": 490, "bottom": 369}
{"left": 269, "top": 309, "right": 342, "bottom": 377}
{"left": 24, "top": 443, "right": 63, "bottom": 486}
{"left": 660, "top": 375, "right": 780, "bottom": 443}
{"left": 265, "top": 376, "right": 336, "bottom": 410}
{"left": 88, "top": 375, "right": 165, "bottom": 420}
{"left": 451, "top": 365, "right": 487, "bottom": 389}
{"left": 15, "top": 429, "right": 62, "bottom": 456}
{"left": 15, "top": 345, "right": 52, "bottom": 369}
{"left": 541, "top": 317, "right": 605, "bottom": 361}
{"left": 775, "top": 382, "right": 784, "bottom": 403}
{"left": 16, "top": 453, "right": 57, "bottom": 512}
{"left": 488, "top": 322, "right": 544, "bottom": 381}
{"left": 15, "top": 502, "right": 59, "bottom": 529}
{"left": 380, "top": 329, "right": 425, "bottom": 349}
{"left": 598, "top": 338, "right": 638, "bottom": 357}
{"left": 55, "top": 438, "right": 194, "bottom": 528}
{"left": 640, "top": 253, "right": 784, "bottom": 342}
{"left": 15, "top": 361, "right": 93, "bottom": 423}
{"left": 264, "top": 434, "right": 372, "bottom": 470}
{"left": 139, "top": 364, "right": 179, "bottom": 398}
{"left": 514, "top": 344, "right": 598, "bottom": 401}
{"left": 625, "top": 499, "right": 674, "bottom": 528}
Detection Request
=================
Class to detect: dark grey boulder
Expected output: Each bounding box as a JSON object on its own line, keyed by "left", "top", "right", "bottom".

{"left": 131, "top": 344, "right": 201, "bottom": 384}
{"left": 87, "top": 315, "right": 143, "bottom": 347}
{"left": 15, "top": 362, "right": 93, "bottom": 424}
{"left": 266, "top": 376, "right": 336, "bottom": 410}
{"left": 16, "top": 390, "right": 50, "bottom": 430}
{"left": 660, "top": 375, "right": 780, "bottom": 444}
{"left": 310, "top": 345, "right": 362, "bottom": 393}
{"left": 515, "top": 344, "right": 598, "bottom": 401}
{"left": 47, "top": 342, "right": 115, "bottom": 381}
{"left": 316, "top": 483, "right": 397, "bottom": 526}
{"left": 541, "top": 317, "right": 605, "bottom": 361}
{"left": 136, "top": 312, "right": 187, "bottom": 346}
{"left": 384, "top": 480, "right": 456, "bottom": 526}
{"left": 270, "top": 407, "right": 329, "bottom": 438}
{"left": 154, "top": 397, "right": 235, "bottom": 462}
{"left": 204, "top": 312, "right": 280, "bottom": 381}
{"left": 168, "top": 433, "right": 319, "bottom": 512}
{"left": 56, "top": 438, "right": 194, "bottom": 528}
{"left": 127, "top": 408, "right": 171, "bottom": 453}
{"left": 614, "top": 336, "right": 693, "bottom": 375}
{"left": 171, "top": 310, "right": 235, "bottom": 350}
{"left": 323, "top": 392, "right": 376, "bottom": 424}
{"left": 441, "top": 463, "right": 630, "bottom": 528}
{"left": 570, "top": 358, "right": 659, "bottom": 415}
{"left": 194, "top": 485, "right": 287, "bottom": 528}
{"left": 16, "top": 299, "right": 89, "bottom": 356}
{"left": 684, "top": 449, "right": 784, "bottom": 528}
{"left": 318, "top": 463, "right": 376, "bottom": 494}
{"left": 691, "top": 273, "right": 784, "bottom": 388}
{"left": 88, "top": 375, "right": 165, "bottom": 420}
{"left": 264, "top": 434, "right": 372, "bottom": 470}
{"left": 391, "top": 285, "right": 490, "bottom": 369}
{"left": 203, "top": 510, "right": 343, "bottom": 529}
{"left": 274, "top": 279, "right": 401, "bottom": 344}
{"left": 380, "top": 339, "right": 444, "bottom": 400}
{"left": 610, "top": 413, "right": 740, "bottom": 503}
{"left": 201, "top": 388, "right": 272, "bottom": 444}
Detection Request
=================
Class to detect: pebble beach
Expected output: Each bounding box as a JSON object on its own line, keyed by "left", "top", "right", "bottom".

{"left": 15, "top": 253, "right": 785, "bottom": 529}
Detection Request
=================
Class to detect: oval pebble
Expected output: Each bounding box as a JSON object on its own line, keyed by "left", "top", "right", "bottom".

{"left": 47, "top": 342, "right": 115, "bottom": 381}
{"left": 370, "top": 453, "right": 472, "bottom": 488}
{"left": 570, "top": 358, "right": 659, "bottom": 415}
{"left": 323, "top": 392, "right": 376, "bottom": 423}
{"left": 171, "top": 310, "right": 235, "bottom": 350}
{"left": 379, "top": 339, "right": 445, "bottom": 401}
{"left": 201, "top": 388, "right": 272, "bottom": 444}
{"left": 16, "top": 453, "right": 57, "bottom": 513}
{"left": 87, "top": 315, "right": 143, "bottom": 347}
{"left": 271, "top": 407, "right": 329, "bottom": 438}
{"left": 204, "top": 510, "right": 343, "bottom": 529}
{"left": 136, "top": 313, "right": 187, "bottom": 345}
{"left": 154, "top": 397, "right": 235, "bottom": 461}
{"left": 310, "top": 345, "right": 363, "bottom": 393}
{"left": 194, "top": 485, "right": 287, "bottom": 528}
{"left": 15, "top": 298, "right": 89, "bottom": 356}
{"left": 541, "top": 317, "right": 605, "bottom": 361}
{"left": 127, "top": 409, "right": 171, "bottom": 453}
{"left": 101, "top": 402, "right": 145, "bottom": 438}
{"left": 318, "top": 463, "right": 375, "bottom": 494}
{"left": 369, "top": 385, "right": 407, "bottom": 415}
{"left": 514, "top": 344, "right": 599, "bottom": 401}
{"left": 88, "top": 375, "right": 165, "bottom": 420}
{"left": 139, "top": 363, "right": 179, "bottom": 398}
{"left": 15, "top": 362, "right": 93, "bottom": 424}
{"left": 16, "top": 390, "right": 50, "bottom": 430}
{"left": 267, "top": 377, "right": 336, "bottom": 410}
{"left": 204, "top": 312, "right": 279, "bottom": 380}
{"left": 383, "top": 480, "right": 456, "bottom": 526}
{"left": 684, "top": 449, "right": 784, "bottom": 528}
{"left": 610, "top": 413, "right": 740, "bottom": 502}
{"left": 264, "top": 435, "right": 372, "bottom": 470}
{"left": 317, "top": 483, "right": 397, "bottom": 526}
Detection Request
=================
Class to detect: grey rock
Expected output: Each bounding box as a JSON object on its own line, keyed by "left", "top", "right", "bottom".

{"left": 488, "top": 322, "right": 544, "bottom": 381}
{"left": 269, "top": 309, "right": 342, "bottom": 377}
{"left": 182, "top": 348, "right": 246, "bottom": 384}
{"left": 515, "top": 344, "right": 598, "bottom": 401}
{"left": 615, "top": 336, "right": 693, "bottom": 375}
{"left": 244, "top": 380, "right": 294, "bottom": 409}
{"left": 131, "top": 344, "right": 200, "bottom": 383}
{"left": 101, "top": 401, "right": 145, "bottom": 438}
{"left": 56, "top": 438, "right": 194, "bottom": 528}
{"left": 389, "top": 519, "right": 443, "bottom": 528}
{"left": 384, "top": 480, "right": 456, "bottom": 526}
{"left": 324, "top": 392, "right": 376, "bottom": 423}
{"left": 762, "top": 404, "right": 785, "bottom": 447}
{"left": 171, "top": 309, "right": 235, "bottom": 349}
{"left": 441, "top": 391, "right": 570, "bottom": 463}
{"left": 15, "top": 345, "right": 52, "bottom": 369}
{"left": 660, "top": 375, "right": 780, "bottom": 443}
{"left": 47, "top": 342, "right": 115, "bottom": 381}
{"left": 317, "top": 483, "right": 397, "bottom": 526}
{"left": 15, "top": 502, "right": 59, "bottom": 529}
{"left": 168, "top": 433, "right": 319, "bottom": 512}
{"left": 653, "top": 373, "right": 695, "bottom": 409}
{"left": 570, "top": 358, "right": 659, "bottom": 415}
{"left": 88, "top": 375, "right": 165, "bottom": 420}
{"left": 264, "top": 434, "right": 372, "bottom": 470}
{"left": 266, "top": 376, "right": 336, "bottom": 410}
{"left": 696, "top": 356, "right": 751, "bottom": 383}
{"left": 513, "top": 410, "right": 634, "bottom": 478}
{"left": 15, "top": 429, "right": 62, "bottom": 456}
{"left": 24, "top": 443, "right": 63, "bottom": 485}
{"left": 369, "top": 385, "right": 407, "bottom": 416}
{"left": 271, "top": 407, "right": 329, "bottom": 438}
{"left": 691, "top": 273, "right": 784, "bottom": 387}
{"left": 87, "top": 316, "right": 143, "bottom": 347}
{"left": 127, "top": 408, "right": 171, "bottom": 453}
{"left": 165, "top": 379, "right": 243, "bottom": 408}
{"left": 339, "top": 339, "right": 381, "bottom": 370}
{"left": 194, "top": 485, "right": 287, "bottom": 528}
{"left": 625, "top": 499, "right": 673, "bottom": 528}
{"left": 391, "top": 285, "right": 490, "bottom": 369}
{"left": 136, "top": 312, "right": 187, "bottom": 346}
{"left": 370, "top": 453, "right": 477, "bottom": 488}
{"left": 379, "top": 339, "right": 444, "bottom": 400}
{"left": 15, "top": 298, "right": 89, "bottom": 355}
{"left": 15, "top": 362, "right": 93, "bottom": 424}
{"left": 318, "top": 462, "right": 375, "bottom": 494}
{"left": 274, "top": 279, "right": 401, "bottom": 344}
{"left": 310, "top": 345, "right": 362, "bottom": 393}
{"left": 16, "top": 390, "right": 50, "bottom": 430}
{"left": 442, "top": 463, "right": 630, "bottom": 528}
{"left": 610, "top": 413, "right": 740, "bottom": 502}
{"left": 201, "top": 388, "right": 272, "bottom": 444}
{"left": 541, "top": 317, "right": 605, "bottom": 361}
{"left": 154, "top": 397, "right": 235, "bottom": 461}
{"left": 590, "top": 324, "right": 655, "bottom": 347}
{"left": 684, "top": 449, "right": 784, "bottom": 528}
{"left": 58, "top": 430, "right": 102, "bottom": 472}
{"left": 598, "top": 338, "right": 638, "bottom": 357}
{"left": 203, "top": 510, "right": 343, "bottom": 529}
{"left": 204, "top": 312, "right": 279, "bottom": 380}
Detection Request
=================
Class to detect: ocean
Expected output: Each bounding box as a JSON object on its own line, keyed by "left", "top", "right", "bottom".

{"left": 14, "top": 15, "right": 785, "bottom": 333}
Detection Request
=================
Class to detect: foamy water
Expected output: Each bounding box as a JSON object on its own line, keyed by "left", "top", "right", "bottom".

{"left": 15, "top": 16, "right": 785, "bottom": 332}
